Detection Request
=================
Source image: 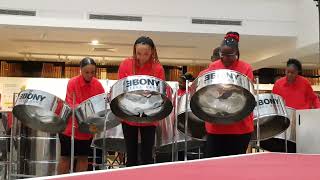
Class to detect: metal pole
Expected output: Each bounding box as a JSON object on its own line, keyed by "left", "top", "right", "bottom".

{"left": 93, "top": 146, "right": 97, "bottom": 171}
{"left": 184, "top": 80, "right": 189, "bottom": 161}
{"left": 101, "top": 79, "right": 109, "bottom": 169}
{"left": 102, "top": 119, "right": 107, "bottom": 169}
{"left": 284, "top": 118, "right": 288, "bottom": 153}
{"left": 70, "top": 92, "right": 76, "bottom": 173}
{"left": 9, "top": 93, "right": 19, "bottom": 180}
{"left": 8, "top": 111, "right": 15, "bottom": 179}
{"left": 171, "top": 89, "right": 178, "bottom": 162}
{"left": 256, "top": 77, "right": 261, "bottom": 152}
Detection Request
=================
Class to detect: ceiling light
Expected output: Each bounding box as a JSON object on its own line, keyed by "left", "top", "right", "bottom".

{"left": 90, "top": 40, "right": 100, "bottom": 45}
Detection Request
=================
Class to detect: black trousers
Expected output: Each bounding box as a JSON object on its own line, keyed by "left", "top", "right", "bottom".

{"left": 205, "top": 133, "right": 251, "bottom": 158}
{"left": 122, "top": 123, "right": 156, "bottom": 167}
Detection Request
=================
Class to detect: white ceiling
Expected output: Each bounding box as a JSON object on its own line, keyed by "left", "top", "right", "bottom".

{"left": 0, "top": 25, "right": 298, "bottom": 68}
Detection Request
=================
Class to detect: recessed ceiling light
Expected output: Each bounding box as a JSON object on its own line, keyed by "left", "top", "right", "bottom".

{"left": 90, "top": 40, "right": 100, "bottom": 45}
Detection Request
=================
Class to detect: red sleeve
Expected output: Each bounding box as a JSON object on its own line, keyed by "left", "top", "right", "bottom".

{"left": 65, "top": 79, "right": 77, "bottom": 108}
{"left": 96, "top": 81, "right": 105, "bottom": 94}
{"left": 272, "top": 81, "right": 280, "bottom": 95}
{"left": 156, "top": 64, "right": 165, "bottom": 80}
{"left": 305, "top": 81, "right": 320, "bottom": 109}
{"left": 118, "top": 60, "right": 128, "bottom": 79}
{"left": 245, "top": 65, "right": 254, "bottom": 81}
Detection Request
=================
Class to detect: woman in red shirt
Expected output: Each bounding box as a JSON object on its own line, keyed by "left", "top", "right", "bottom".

{"left": 272, "top": 58, "right": 320, "bottom": 110}
{"left": 118, "top": 36, "right": 165, "bottom": 167}
{"left": 199, "top": 32, "right": 253, "bottom": 158}
{"left": 58, "top": 57, "right": 105, "bottom": 174}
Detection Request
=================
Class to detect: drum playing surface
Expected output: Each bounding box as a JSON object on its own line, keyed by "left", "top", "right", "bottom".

{"left": 190, "top": 70, "right": 256, "bottom": 124}
{"left": 75, "top": 93, "right": 120, "bottom": 134}
{"left": 13, "top": 89, "right": 71, "bottom": 133}
{"left": 177, "top": 94, "right": 206, "bottom": 141}
{"left": 110, "top": 75, "right": 173, "bottom": 123}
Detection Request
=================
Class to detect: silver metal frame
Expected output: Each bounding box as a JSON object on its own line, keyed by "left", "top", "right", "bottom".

{"left": 184, "top": 80, "right": 189, "bottom": 161}
{"left": 255, "top": 77, "right": 261, "bottom": 152}
{"left": 70, "top": 92, "right": 76, "bottom": 173}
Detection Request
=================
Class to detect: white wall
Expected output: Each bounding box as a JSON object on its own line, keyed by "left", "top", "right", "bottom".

{"left": 0, "top": 0, "right": 296, "bottom": 21}
{"left": 0, "top": 0, "right": 298, "bottom": 36}
{"left": 296, "top": 0, "right": 319, "bottom": 48}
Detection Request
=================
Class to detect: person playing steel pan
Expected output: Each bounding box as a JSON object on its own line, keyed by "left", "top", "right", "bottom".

{"left": 273, "top": 59, "right": 320, "bottom": 110}
{"left": 58, "top": 57, "right": 105, "bottom": 174}
{"left": 199, "top": 31, "right": 253, "bottom": 158}
{"left": 118, "top": 36, "right": 165, "bottom": 167}
{"left": 178, "top": 72, "right": 195, "bottom": 96}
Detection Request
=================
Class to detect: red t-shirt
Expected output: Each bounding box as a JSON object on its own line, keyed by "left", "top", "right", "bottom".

{"left": 118, "top": 57, "right": 165, "bottom": 127}
{"left": 198, "top": 59, "right": 254, "bottom": 135}
{"left": 63, "top": 75, "right": 105, "bottom": 140}
{"left": 272, "top": 76, "right": 320, "bottom": 110}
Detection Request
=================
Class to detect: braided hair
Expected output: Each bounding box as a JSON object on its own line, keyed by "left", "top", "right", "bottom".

{"left": 221, "top": 31, "right": 240, "bottom": 60}
{"left": 132, "top": 36, "right": 159, "bottom": 75}
{"left": 80, "top": 57, "right": 96, "bottom": 68}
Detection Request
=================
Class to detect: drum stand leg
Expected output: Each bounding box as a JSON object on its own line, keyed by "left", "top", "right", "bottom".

{"left": 184, "top": 80, "right": 189, "bottom": 161}
{"left": 172, "top": 89, "right": 179, "bottom": 162}
{"left": 90, "top": 136, "right": 98, "bottom": 171}
{"left": 198, "top": 147, "right": 201, "bottom": 159}
{"left": 9, "top": 93, "right": 19, "bottom": 180}
{"left": 70, "top": 93, "right": 76, "bottom": 173}
{"left": 171, "top": 118, "right": 175, "bottom": 162}
{"left": 8, "top": 116, "right": 16, "bottom": 180}
{"left": 256, "top": 118, "right": 261, "bottom": 152}
{"left": 284, "top": 123, "right": 288, "bottom": 153}
{"left": 93, "top": 145, "right": 97, "bottom": 171}
{"left": 101, "top": 119, "right": 107, "bottom": 170}
{"left": 255, "top": 77, "right": 261, "bottom": 153}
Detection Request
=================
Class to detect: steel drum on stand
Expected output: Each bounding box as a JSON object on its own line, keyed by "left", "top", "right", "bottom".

{"left": 260, "top": 107, "right": 296, "bottom": 153}
{"left": 75, "top": 93, "right": 120, "bottom": 134}
{"left": 177, "top": 94, "right": 206, "bottom": 141}
{"left": 20, "top": 129, "right": 60, "bottom": 177}
{"left": 190, "top": 69, "right": 256, "bottom": 124}
{"left": 12, "top": 89, "right": 71, "bottom": 133}
{"left": 156, "top": 112, "right": 204, "bottom": 153}
{"left": 109, "top": 75, "right": 173, "bottom": 123}
{"left": 0, "top": 112, "right": 11, "bottom": 180}
{"left": 251, "top": 93, "right": 290, "bottom": 141}
{"left": 92, "top": 124, "right": 126, "bottom": 153}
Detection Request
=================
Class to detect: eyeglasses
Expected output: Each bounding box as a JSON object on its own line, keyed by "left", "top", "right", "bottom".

{"left": 219, "top": 52, "right": 237, "bottom": 57}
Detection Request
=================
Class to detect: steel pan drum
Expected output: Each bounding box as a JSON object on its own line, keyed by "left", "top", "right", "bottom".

{"left": 0, "top": 112, "right": 11, "bottom": 152}
{"left": 12, "top": 89, "right": 71, "bottom": 133}
{"left": 251, "top": 93, "right": 290, "bottom": 141}
{"left": 260, "top": 107, "right": 296, "bottom": 153}
{"left": 190, "top": 69, "right": 256, "bottom": 124}
{"left": 75, "top": 93, "right": 120, "bottom": 134}
{"left": 177, "top": 94, "right": 206, "bottom": 140}
{"left": 0, "top": 136, "right": 10, "bottom": 156}
{"left": 156, "top": 113, "right": 204, "bottom": 153}
{"left": 21, "top": 130, "right": 60, "bottom": 176}
{"left": 110, "top": 75, "right": 173, "bottom": 123}
{"left": 92, "top": 124, "right": 126, "bottom": 152}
